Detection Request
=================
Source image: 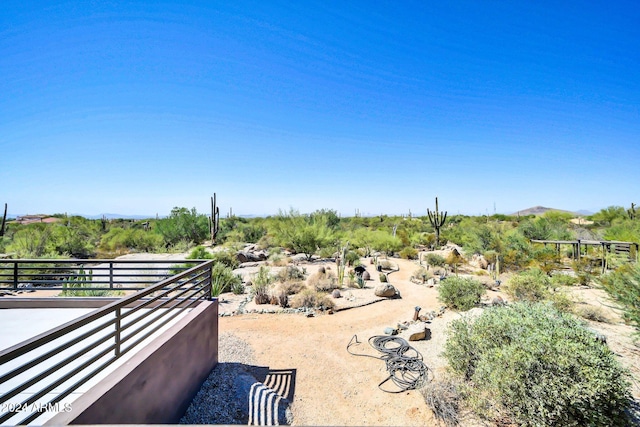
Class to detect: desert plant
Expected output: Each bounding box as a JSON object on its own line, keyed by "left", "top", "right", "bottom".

{"left": 503, "top": 268, "right": 550, "bottom": 302}
{"left": 307, "top": 268, "right": 338, "bottom": 292}
{"left": 550, "top": 272, "right": 579, "bottom": 288}
{"left": 276, "top": 265, "right": 307, "bottom": 282}
{"left": 419, "top": 376, "right": 461, "bottom": 427}
{"left": 60, "top": 268, "right": 123, "bottom": 297}
{"left": 230, "top": 281, "right": 245, "bottom": 295}
{"left": 290, "top": 288, "right": 335, "bottom": 311}
{"left": 576, "top": 305, "right": 611, "bottom": 323}
{"left": 413, "top": 266, "right": 432, "bottom": 284}
{"left": 599, "top": 263, "right": 640, "bottom": 334}
{"left": 399, "top": 246, "right": 418, "bottom": 260}
{"left": 438, "top": 276, "right": 485, "bottom": 311}
{"left": 379, "top": 273, "right": 387, "bottom": 282}
{"left": 210, "top": 263, "right": 242, "bottom": 297}
{"left": 427, "top": 197, "right": 448, "bottom": 247}
{"left": 425, "top": 253, "right": 446, "bottom": 267}
{"left": 444, "top": 302, "right": 632, "bottom": 426}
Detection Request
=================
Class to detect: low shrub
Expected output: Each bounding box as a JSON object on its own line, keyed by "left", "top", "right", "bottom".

{"left": 426, "top": 253, "right": 446, "bottom": 267}
{"left": 379, "top": 273, "right": 387, "bottom": 282}
{"left": 413, "top": 266, "right": 432, "bottom": 283}
{"left": 345, "top": 250, "right": 361, "bottom": 266}
{"left": 444, "top": 302, "right": 632, "bottom": 426}
{"left": 438, "top": 276, "right": 485, "bottom": 311}
{"left": 307, "top": 268, "right": 338, "bottom": 292}
{"left": 577, "top": 305, "right": 611, "bottom": 323}
{"left": 599, "top": 263, "right": 640, "bottom": 334}
{"left": 550, "top": 272, "right": 579, "bottom": 288}
{"left": 277, "top": 265, "right": 307, "bottom": 282}
{"left": 210, "top": 263, "right": 242, "bottom": 297}
{"left": 399, "top": 246, "right": 418, "bottom": 260}
{"left": 290, "top": 288, "right": 335, "bottom": 311}
{"left": 503, "top": 268, "right": 550, "bottom": 302}
{"left": 419, "top": 376, "right": 461, "bottom": 427}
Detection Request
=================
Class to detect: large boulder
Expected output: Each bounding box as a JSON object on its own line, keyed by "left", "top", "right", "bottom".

{"left": 374, "top": 283, "right": 397, "bottom": 298}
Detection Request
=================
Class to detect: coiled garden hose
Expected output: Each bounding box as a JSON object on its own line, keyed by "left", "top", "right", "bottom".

{"left": 347, "top": 334, "right": 432, "bottom": 393}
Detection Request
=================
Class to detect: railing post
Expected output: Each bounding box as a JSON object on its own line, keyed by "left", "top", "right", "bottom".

{"left": 12, "top": 262, "right": 18, "bottom": 291}
{"left": 206, "top": 262, "right": 213, "bottom": 300}
{"left": 115, "top": 308, "right": 121, "bottom": 357}
{"left": 109, "top": 262, "right": 114, "bottom": 289}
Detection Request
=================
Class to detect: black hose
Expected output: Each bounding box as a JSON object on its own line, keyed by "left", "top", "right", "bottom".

{"left": 347, "top": 334, "right": 431, "bottom": 393}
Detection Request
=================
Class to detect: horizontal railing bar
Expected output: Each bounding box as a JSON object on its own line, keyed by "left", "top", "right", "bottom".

{"left": 17, "top": 355, "right": 120, "bottom": 426}
{"left": 0, "top": 260, "right": 214, "bottom": 363}
{"left": 117, "top": 268, "right": 210, "bottom": 322}
{"left": 120, "top": 293, "right": 204, "bottom": 356}
{"left": 0, "top": 316, "right": 117, "bottom": 385}
{"left": 0, "top": 345, "right": 117, "bottom": 425}
{"left": 0, "top": 329, "right": 117, "bottom": 404}
{"left": 1, "top": 259, "right": 211, "bottom": 264}
{"left": 119, "top": 276, "right": 208, "bottom": 337}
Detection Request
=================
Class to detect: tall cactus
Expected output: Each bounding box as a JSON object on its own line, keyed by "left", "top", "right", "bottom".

{"left": 0, "top": 203, "right": 7, "bottom": 237}
{"left": 210, "top": 194, "right": 220, "bottom": 244}
{"left": 628, "top": 203, "right": 636, "bottom": 220}
{"left": 427, "top": 197, "right": 447, "bottom": 248}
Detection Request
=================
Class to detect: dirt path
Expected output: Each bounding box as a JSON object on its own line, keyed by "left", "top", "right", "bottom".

{"left": 219, "top": 258, "right": 500, "bottom": 426}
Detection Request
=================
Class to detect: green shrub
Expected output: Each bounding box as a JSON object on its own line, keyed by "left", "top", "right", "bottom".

{"left": 444, "top": 302, "right": 632, "bottom": 426}
{"left": 230, "top": 281, "right": 245, "bottom": 295}
{"left": 599, "top": 263, "right": 640, "bottom": 334}
{"left": 290, "top": 288, "right": 335, "bottom": 310}
{"left": 399, "top": 246, "right": 418, "bottom": 260}
{"left": 210, "top": 263, "right": 242, "bottom": 297}
{"left": 550, "top": 272, "right": 579, "bottom": 288}
{"left": 379, "top": 273, "right": 387, "bottom": 282}
{"left": 307, "top": 268, "right": 338, "bottom": 292}
{"left": 438, "top": 276, "right": 485, "bottom": 311}
{"left": 345, "top": 250, "right": 361, "bottom": 266}
{"left": 426, "top": 253, "right": 446, "bottom": 267}
{"left": 504, "top": 268, "right": 550, "bottom": 302}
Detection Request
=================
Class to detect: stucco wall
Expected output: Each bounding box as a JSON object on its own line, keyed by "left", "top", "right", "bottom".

{"left": 46, "top": 299, "right": 218, "bottom": 425}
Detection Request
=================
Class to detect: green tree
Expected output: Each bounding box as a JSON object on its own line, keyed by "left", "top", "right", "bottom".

{"left": 272, "top": 209, "right": 336, "bottom": 260}
{"left": 155, "top": 207, "right": 209, "bottom": 246}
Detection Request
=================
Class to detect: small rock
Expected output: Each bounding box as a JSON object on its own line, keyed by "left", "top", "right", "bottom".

{"left": 407, "top": 323, "right": 429, "bottom": 341}
{"left": 384, "top": 327, "right": 398, "bottom": 335}
{"left": 332, "top": 289, "right": 341, "bottom": 298}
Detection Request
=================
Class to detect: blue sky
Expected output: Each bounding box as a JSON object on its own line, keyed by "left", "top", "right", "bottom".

{"left": 2, "top": 1, "right": 639, "bottom": 217}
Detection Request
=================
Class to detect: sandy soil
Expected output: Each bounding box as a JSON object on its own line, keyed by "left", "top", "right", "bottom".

{"left": 219, "top": 256, "right": 640, "bottom": 426}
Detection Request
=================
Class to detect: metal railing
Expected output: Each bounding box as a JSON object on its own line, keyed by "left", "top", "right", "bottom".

{"left": 0, "top": 260, "right": 214, "bottom": 425}
{"left": 0, "top": 259, "right": 210, "bottom": 292}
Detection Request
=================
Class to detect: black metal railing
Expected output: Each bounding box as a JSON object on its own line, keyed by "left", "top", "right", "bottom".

{"left": 0, "top": 260, "right": 214, "bottom": 425}
{"left": 0, "top": 259, "right": 209, "bottom": 292}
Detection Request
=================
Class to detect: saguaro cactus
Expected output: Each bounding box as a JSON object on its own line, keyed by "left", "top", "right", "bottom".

{"left": 427, "top": 197, "right": 447, "bottom": 248}
{"left": 628, "top": 203, "right": 636, "bottom": 220}
{"left": 0, "top": 203, "right": 7, "bottom": 237}
{"left": 210, "top": 194, "right": 220, "bottom": 244}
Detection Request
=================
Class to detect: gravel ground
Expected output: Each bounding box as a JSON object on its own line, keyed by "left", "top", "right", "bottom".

{"left": 180, "top": 332, "right": 257, "bottom": 424}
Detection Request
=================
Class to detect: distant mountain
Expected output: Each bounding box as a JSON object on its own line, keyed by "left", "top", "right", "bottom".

{"left": 82, "top": 213, "right": 156, "bottom": 220}
{"left": 511, "top": 206, "right": 582, "bottom": 217}
{"left": 575, "top": 209, "right": 594, "bottom": 216}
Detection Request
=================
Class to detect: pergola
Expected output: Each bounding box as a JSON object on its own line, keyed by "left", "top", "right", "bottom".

{"left": 530, "top": 239, "right": 639, "bottom": 273}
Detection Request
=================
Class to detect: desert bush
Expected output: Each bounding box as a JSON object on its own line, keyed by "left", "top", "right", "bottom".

{"left": 210, "top": 263, "right": 242, "bottom": 297}
{"left": 576, "top": 305, "right": 611, "bottom": 323}
{"left": 444, "top": 302, "right": 632, "bottom": 426}
{"left": 307, "top": 268, "right": 338, "bottom": 292}
{"left": 426, "top": 253, "right": 446, "bottom": 267}
{"left": 413, "top": 266, "right": 433, "bottom": 284}
{"left": 277, "top": 265, "right": 307, "bottom": 282}
{"left": 155, "top": 207, "right": 209, "bottom": 246}
{"left": 399, "top": 246, "right": 418, "bottom": 260}
{"left": 345, "top": 250, "right": 361, "bottom": 266}
{"left": 278, "top": 280, "right": 306, "bottom": 295}
{"left": 290, "top": 288, "right": 335, "bottom": 310}
{"left": 438, "top": 276, "right": 485, "bottom": 311}
{"left": 251, "top": 265, "right": 274, "bottom": 304}
{"left": 379, "top": 273, "right": 387, "bottom": 282}
{"left": 550, "top": 272, "right": 579, "bottom": 288}
{"left": 571, "top": 258, "right": 600, "bottom": 286}
{"left": 269, "top": 287, "right": 289, "bottom": 307}
{"left": 546, "top": 290, "right": 574, "bottom": 313}
{"left": 210, "top": 250, "right": 239, "bottom": 269}
{"left": 503, "top": 268, "right": 550, "bottom": 302}
{"left": 599, "top": 263, "right": 640, "bottom": 334}
{"left": 230, "top": 281, "right": 245, "bottom": 295}
{"left": 419, "top": 376, "right": 461, "bottom": 427}
{"left": 378, "top": 259, "right": 395, "bottom": 270}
